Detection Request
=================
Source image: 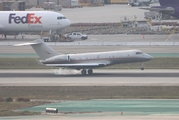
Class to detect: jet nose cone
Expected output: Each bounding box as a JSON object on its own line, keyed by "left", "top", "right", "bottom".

{"left": 146, "top": 54, "right": 153, "bottom": 60}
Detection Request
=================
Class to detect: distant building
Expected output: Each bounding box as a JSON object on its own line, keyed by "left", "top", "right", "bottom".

{"left": 0, "top": 0, "right": 25, "bottom": 11}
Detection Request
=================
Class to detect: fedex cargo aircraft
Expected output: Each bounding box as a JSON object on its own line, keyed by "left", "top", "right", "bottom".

{"left": 140, "top": 0, "right": 179, "bottom": 18}
{"left": 0, "top": 11, "right": 71, "bottom": 39}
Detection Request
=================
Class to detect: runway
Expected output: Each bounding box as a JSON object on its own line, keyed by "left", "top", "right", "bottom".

{"left": 1, "top": 115, "right": 179, "bottom": 120}
{"left": 0, "top": 69, "right": 179, "bottom": 86}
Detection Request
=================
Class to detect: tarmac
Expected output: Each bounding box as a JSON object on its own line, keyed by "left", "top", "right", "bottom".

{"left": 27, "top": 4, "right": 148, "bottom": 23}
{"left": 0, "top": 34, "right": 179, "bottom": 54}
{"left": 0, "top": 69, "right": 179, "bottom": 86}
{"left": 58, "top": 4, "right": 156, "bottom": 23}
{"left": 1, "top": 115, "right": 179, "bottom": 120}
{"left": 0, "top": 34, "right": 179, "bottom": 42}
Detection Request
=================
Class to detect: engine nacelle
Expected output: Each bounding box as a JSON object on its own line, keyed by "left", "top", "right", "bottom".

{"left": 165, "top": 7, "right": 175, "bottom": 14}
{"left": 42, "top": 54, "right": 69, "bottom": 64}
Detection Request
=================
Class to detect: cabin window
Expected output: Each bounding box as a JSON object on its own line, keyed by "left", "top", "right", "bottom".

{"left": 136, "top": 52, "right": 143, "bottom": 55}
{"left": 57, "top": 17, "right": 66, "bottom": 20}
{"left": 67, "top": 55, "right": 70, "bottom": 61}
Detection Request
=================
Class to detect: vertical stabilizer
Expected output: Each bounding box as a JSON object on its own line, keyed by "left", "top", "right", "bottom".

{"left": 31, "top": 39, "right": 59, "bottom": 60}
{"left": 14, "top": 39, "right": 59, "bottom": 60}
{"left": 159, "top": 0, "right": 179, "bottom": 7}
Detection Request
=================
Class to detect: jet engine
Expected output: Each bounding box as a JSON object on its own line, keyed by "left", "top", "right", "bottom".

{"left": 165, "top": 7, "right": 175, "bottom": 14}
{"left": 42, "top": 55, "right": 69, "bottom": 64}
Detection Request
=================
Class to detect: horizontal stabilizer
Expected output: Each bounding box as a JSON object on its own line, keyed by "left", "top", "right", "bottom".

{"left": 46, "top": 63, "right": 106, "bottom": 67}
{"left": 13, "top": 39, "right": 42, "bottom": 46}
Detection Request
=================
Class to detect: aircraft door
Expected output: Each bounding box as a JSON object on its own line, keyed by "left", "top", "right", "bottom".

{"left": 67, "top": 55, "right": 70, "bottom": 62}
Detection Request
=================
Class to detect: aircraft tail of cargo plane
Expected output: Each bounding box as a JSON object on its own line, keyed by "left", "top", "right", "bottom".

{"left": 14, "top": 39, "right": 153, "bottom": 75}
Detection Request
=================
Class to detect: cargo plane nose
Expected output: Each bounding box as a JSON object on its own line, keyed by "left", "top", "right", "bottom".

{"left": 65, "top": 19, "right": 71, "bottom": 27}
{"left": 60, "top": 19, "right": 71, "bottom": 29}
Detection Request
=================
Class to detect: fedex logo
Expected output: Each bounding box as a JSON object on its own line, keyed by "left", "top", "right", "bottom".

{"left": 9, "top": 13, "right": 42, "bottom": 24}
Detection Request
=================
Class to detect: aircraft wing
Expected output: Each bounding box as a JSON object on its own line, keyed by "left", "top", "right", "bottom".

{"left": 140, "top": 7, "right": 175, "bottom": 13}
{"left": 45, "top": 63, "right": 108, "bottom": 67}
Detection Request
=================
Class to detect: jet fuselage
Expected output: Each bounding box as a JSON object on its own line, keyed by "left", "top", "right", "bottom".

{"left": 42, "top": 50, "right": 153, "bottom": 69}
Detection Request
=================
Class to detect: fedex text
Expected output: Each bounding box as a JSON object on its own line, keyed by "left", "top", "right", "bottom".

{"left": 9, "top": 13, "right": 42, "bottom": 24}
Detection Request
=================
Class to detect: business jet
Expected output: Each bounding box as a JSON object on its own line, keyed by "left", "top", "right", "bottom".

{"left": 0, "top": 11, "right": 71, "bottom": 39}
{"left": 14, "top": 39, "right": 153, "bottom": 75}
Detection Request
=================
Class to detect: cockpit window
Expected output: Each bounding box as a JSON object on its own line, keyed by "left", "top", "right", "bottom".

{"left": 136, "top": 52, "right": 143, "bottom": 54}
{"left": 57, "top": 16, "right": 66, "bottom": 20}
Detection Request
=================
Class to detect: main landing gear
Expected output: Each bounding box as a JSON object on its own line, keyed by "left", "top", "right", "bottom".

{"left": 81, "top": 69, "right": 93, "bottom": 75}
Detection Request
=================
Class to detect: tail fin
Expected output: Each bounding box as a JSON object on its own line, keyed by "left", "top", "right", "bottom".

{"left": 159, "top": 0, "right": 179, "bottom": 7}
{"left": 14, "top": 39, "right": 59, "bottom": 60}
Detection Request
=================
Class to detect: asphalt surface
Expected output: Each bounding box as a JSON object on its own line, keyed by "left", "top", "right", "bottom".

{"left": 27, "top": 4, "right": 149, "bottom": 23}
{"left": 0, "top": 34, "right": 178, "bottom": 42}
{"left": 1, "top": 45, "right": 178, "bottom": 54}
{"left": 0, "top": 69, "right": 179, "bottom": 86}
{"left": 1, "top": 115, "right": 179, "bottom": 120}
{"left": 0, "top": 34, "right": 179, "bottom": 54}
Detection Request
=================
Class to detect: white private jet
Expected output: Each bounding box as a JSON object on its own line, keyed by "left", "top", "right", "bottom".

{"left": 0, "top": 11, "right": 71, "bottom": 39}
{"left": 14, "top": 39, "right": 153, "bottom": 75}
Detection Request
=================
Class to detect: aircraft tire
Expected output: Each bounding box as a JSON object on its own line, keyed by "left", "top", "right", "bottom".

{"left": 88, "top": 69, "right": 93, "bottom": 75}
{"left": 141, "top": 67, "right": 144, "bottom": 70}
{"left": 81, "top": 69, "right": 86, "bottom": 75}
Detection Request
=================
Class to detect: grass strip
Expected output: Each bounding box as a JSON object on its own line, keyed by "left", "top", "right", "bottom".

{"left": 0, "top": 101, "right": 48, "bottom": 116}
{"left": 1, "top": 86, "right": 179, "bottom": 100}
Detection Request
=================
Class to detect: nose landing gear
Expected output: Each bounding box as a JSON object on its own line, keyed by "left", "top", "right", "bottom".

{"left": 141, "top": 62, "right": 144, "bottom": 70}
